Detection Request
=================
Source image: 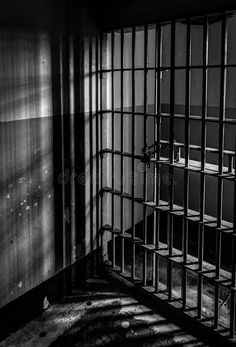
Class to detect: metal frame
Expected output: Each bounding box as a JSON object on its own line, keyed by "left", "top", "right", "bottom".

{"left": 99, "top": 12, "right": 236, "bottom": 343}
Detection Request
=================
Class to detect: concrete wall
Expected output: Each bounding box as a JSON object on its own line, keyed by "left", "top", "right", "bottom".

{"left": 0, "top": 0, "right": 62, "bottom": 309}
{"left": 0, "top": 0, "right": 101, "bottom": 309}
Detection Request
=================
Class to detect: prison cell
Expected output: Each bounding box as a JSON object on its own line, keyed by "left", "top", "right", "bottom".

{"left": 99, "top": 11, "right": 236, "bottom": 343}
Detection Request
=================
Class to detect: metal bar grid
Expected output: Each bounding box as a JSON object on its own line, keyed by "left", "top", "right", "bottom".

{"left": 100, "top": 11, "right": 236, "bottom": 343}
{"left": 100, "top": 63, "right": 236, "bottom": 72}
{"left": 98, "top": 109, "right": 236, "bottom": 125}
{"left": 101, "top": 148, "right": 236, "bottom": 184}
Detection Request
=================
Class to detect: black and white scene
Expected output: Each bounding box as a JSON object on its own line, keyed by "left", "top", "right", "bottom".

{"left": 0, "top": 1, "right": 236, "bottom": 346}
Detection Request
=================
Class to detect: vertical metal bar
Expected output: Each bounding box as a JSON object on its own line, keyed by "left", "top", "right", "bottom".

{"left": 155, "top": 24, "right": 162, "bottom": 246}
{"left": 183, "top": 18, "right": 191, "bottom": 310}
{"left": 215, "top": 15, "right": 227, "bottom": 329}
{"left": 120, "top": 28, "right": 125, "bottom": 273}
{"left": 230, "top": 289, "right": 236, "bottom": 339}
{"left": 169, "top": 21, "right": 175, "bottom": 220}
{"left": 230, "top": 137, "right": 236, "bottom": 338}
{"left": 95, "top": 33, "right": 100, "bottom": 265}
{"left": 131, "top": 26, "right": 136, "bottom": 280}
{"left": 89, "top": 33, "right": 94, "bottom": 274}
{"left": 155, "top": 24, "right": 162, "bottom": 292}
{"left": 198, "top": 16, "right": 208, "bottom": 319}
{"left": 111, "top": 31, "right": 115, "bottom": 268}
{"left": 59, "top": 35, "right": 67, "bottom": 271}
{"left": 152, "top": 24, "right": 157, "bottom": 287}
{"left": 167, "top": 21, "right": 176, "bottom": 300}
{"left": 68, "top": 16, "right": 76, "bottom": 276}
{"left": 100, "top": 32, "right": 104, "bottom": 266}
{"left": 143, "top": 24, "right": 148, "bottom": 286}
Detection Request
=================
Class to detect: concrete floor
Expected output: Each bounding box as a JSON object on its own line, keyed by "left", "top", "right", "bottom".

{"left": 111, "top": 237, "right": 231, "bottom": 329}
{"left": 0, "top": 277, "right": 211, "bottom": 347}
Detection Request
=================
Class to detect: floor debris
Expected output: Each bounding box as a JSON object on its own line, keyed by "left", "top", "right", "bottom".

{"left": 0, "top": 278, "right": 211, "bottom": 347}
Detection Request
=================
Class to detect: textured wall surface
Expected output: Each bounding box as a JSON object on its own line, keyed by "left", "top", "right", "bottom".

{"left": 0, "top": 0, "right": 101, "bottom": 309}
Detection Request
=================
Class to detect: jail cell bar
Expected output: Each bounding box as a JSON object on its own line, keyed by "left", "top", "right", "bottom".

{"left": 100, "top": 14, "right": 236, "bottom": 343}
{"left": 84, "top": 31, "right": 102, "bottom": 272}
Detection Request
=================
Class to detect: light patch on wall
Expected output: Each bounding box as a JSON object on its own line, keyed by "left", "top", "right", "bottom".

{"left": 0, "top": 30, "right": 52, "bottom": 122}
{"left": 38, "top": 34, "right": 53, "bottom": 120}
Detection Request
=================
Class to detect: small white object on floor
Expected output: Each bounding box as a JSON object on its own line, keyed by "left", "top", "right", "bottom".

{"left": 43, "top": 296, "right": 50, "bottom": 310}
{"left": 121, "top": 321, "right": 130, "bottom": 329}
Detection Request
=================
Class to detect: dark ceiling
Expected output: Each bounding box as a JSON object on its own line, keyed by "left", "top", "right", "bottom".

{"left": 98, "top": 0, "right": 236, "bottom": 29}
